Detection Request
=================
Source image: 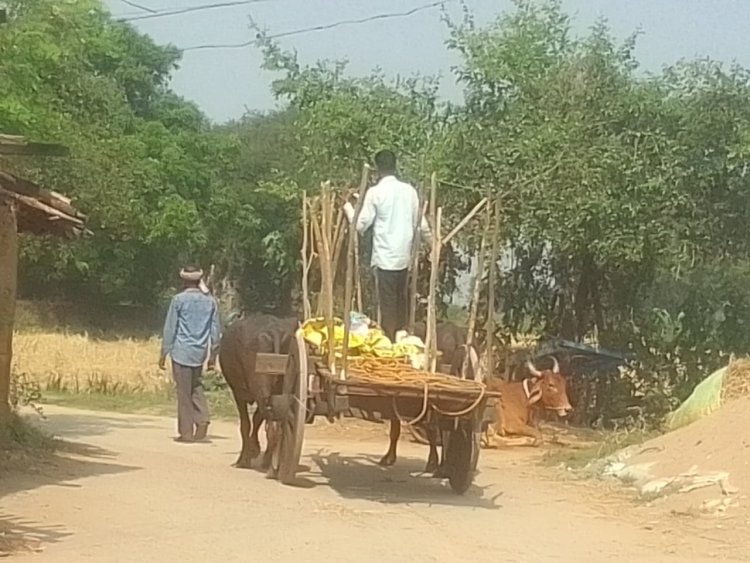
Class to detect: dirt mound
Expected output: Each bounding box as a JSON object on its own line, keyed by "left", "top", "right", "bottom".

{"left": 605, "top": 396, "right": 750, "bottom": 518}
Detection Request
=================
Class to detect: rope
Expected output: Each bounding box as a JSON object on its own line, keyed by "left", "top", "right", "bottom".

{"left": 346, "top": 357, "right": 485, "bottom": 394}
{"left": 431, "top": 385, "right": 486, "bottom": 417}
{"left": 346, "top": 357, "right": 488, "bottom": 419}
{"left": 392, "top": 383, "right": 430, "bottom": 426}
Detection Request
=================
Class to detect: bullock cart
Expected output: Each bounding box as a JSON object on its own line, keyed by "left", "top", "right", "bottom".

{"left": 256, "top": 335, "right": 499, "bottom": 494}
{"left": 258, "top": 167, "right": 499, "bottom": 494}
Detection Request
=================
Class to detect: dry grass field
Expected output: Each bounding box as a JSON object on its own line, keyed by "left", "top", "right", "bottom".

{"left": 13, "top": 332, "right": 168, "bottom": 395}
{"left": 11, "top": 301, "right": 235, "bottom": 416}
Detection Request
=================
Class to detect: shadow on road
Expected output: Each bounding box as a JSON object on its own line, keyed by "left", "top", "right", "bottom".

{"left": 307, "top": 449, "right": 502, "bottom": 509}
{"left": 0, "top": 513, "right": 71, "bottom": 556}
{"left": 1, "top": 415, "right": 141, "bottom": 557}
{"left": 37, "top": 411, "right": 163, "bottom": 440}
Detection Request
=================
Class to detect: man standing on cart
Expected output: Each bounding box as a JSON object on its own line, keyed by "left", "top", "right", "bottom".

{"left": 344, "top": 150, "right": 431, "bottom": 340}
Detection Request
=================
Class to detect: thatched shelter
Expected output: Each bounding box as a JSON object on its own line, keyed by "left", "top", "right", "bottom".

{"left": 0, "top": 135, "right": 87, "bottom": 419}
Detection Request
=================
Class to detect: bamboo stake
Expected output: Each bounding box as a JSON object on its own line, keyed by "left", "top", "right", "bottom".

{"left": 341, "top": 164, "right": 370, "bottom": 379}
{"left": 318, "top": 182, "right": 336, "bottom": 373}
{"left": 305, "top": 198, "right": 318, "bottom": 315}
{"left": 354, "top": 234, "right": 362, "bottom": 312}
{"left": 463, "top": 199, "right": 491, "bottom": 381}
{"left": 425, "top": 172, "right": 440, "bottom": 373}
{"left": 428, "top": 207, "right": 442, "bottom": 373}
{"left": 330, "top": 199, "right": 347, "bottom": 287}
{"left": 407, "top": 184, "right": 426, "bottom": 331}
{"left": 484, "top": 197, "right": 501, "bottom": 379}
{"left": 310, "top": 198, "right": 324, "bottom": 317}
{"left": 442, "top": 197, "right": 488, "bottom": 247}
{"left": 300, "top": 191, "right": 311, "bottom": 320}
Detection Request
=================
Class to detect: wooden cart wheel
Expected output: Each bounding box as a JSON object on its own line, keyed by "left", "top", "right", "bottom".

{"left": 271, "top": 330, "right": 308, "bottom": 485}
{"left": 445, "top": 425, "right": 478, "bottom": 494}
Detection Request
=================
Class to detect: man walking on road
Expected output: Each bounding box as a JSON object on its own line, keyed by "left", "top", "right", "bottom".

{"left": 344, "top": 150, "right": 431, "bottom": 340}
{"left": 160, "top": 266, "right": 221, "bottom": 443}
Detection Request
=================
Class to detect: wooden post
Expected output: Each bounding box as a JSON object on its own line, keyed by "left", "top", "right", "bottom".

{"left": 341, "top": 164, "right": 370, "bottom": 378}
{"left": 407, "top": 184, "right": 425, "bottom": 331}
{"left": 463, "top": 199, "right": 491, "bottom": 380}
{"left": 330, "top": 201, "right": 347, "bottom": 289}
{"left": 354, "top": 234, "right": 363, "bottom": 312}
{"left": 310, "top": 197, "right": 324, "bottom": 317}
{"left": 0, "top": 198, "right": 17, "bottom": 421}
{"left": 425, "top": 173, "right": 441, "bottom": 373}
{"left": 317, "top": 183, "right": 336, "bottom": 373}
{"left": 300, "top": 191, "right": 312, "bottom": 320}
{"left": 484, "top": 197, "right": 501, "bottom": 379}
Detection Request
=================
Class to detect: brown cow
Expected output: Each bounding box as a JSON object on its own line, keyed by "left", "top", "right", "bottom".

{"left": 219, "top": 314, "right": 298, "bottom": 468}
{"left": 484, "top": 357, "right": 572, "bottom": 445}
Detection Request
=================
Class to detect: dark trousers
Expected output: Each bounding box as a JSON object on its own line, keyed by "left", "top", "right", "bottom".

{"left": 376, "top": 268, "right": 408, "bottom": 341}
{"left": 171, "top": 361, "right": 210, "bottom": 439}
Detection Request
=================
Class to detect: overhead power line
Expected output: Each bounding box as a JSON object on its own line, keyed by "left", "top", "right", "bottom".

{"left": 120, "top": 0, "right": 277, "bottom": 22}
{"left": 119, "top": 0, "right": 158, "bottom": 14}
{"left": 180, "top": 1, "right": 448, "bottom": 52}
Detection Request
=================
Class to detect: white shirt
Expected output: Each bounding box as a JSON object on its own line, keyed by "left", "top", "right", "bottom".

{"left": 344, "top": 175, "right": 432, "bottom": 271}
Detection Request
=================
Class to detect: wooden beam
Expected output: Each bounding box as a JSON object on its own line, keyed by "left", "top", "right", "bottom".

{"left": 0, "top": 199, "right": 17, "bottom": 420}
{"left": 255, "top": 353, "right": 288, "bottom": 375}
{"left": 0, "top": 170, "right": 84, "bottom": 220}
{"left": 441, "top": 197, "right": 488, "bottom": 247}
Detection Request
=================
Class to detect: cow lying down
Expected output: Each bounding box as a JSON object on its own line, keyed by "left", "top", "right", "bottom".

{"left": 483, "top": 357, "right": 573, "bottom": 447}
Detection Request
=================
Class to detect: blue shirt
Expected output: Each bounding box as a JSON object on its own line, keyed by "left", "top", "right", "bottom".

{"left": 161, "top": 289, "right": 221, "bottom": 367}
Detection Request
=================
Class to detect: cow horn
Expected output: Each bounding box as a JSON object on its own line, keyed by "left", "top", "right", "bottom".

{"left": 551, "top": 356, "right": 560, "bottom": 374}
{"left": 526, "top": 360, "right": 542, "bottom": 377}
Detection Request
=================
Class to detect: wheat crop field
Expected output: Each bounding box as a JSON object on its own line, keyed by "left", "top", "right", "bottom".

{"left": 14, "top": 332, "right": 168, "bottom": 395}
{"left": 12, "top": 307, "right": 234, "bottom": 417}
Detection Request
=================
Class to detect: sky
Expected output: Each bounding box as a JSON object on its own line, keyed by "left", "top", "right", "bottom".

{"left": 103, "top": 0, "right": 750, "bottom": 124}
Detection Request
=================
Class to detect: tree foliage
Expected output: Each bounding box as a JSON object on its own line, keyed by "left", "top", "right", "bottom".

{"left": 4, "top": 0, "right": 750, "bottom": 422}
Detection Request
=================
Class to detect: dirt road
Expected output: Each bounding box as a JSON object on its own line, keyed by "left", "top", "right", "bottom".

{"left": 0, "top": 407, "right": 741, "bottom": 562}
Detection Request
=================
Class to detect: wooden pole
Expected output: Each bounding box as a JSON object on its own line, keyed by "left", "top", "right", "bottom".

{"left": 441, "top": 197, "right": 488, "bottom": 247}
{"left": 300, "top": 191, "right": 311, "bottom": 320}
{"left": 463, "top": 199, "right": 491, "bottom": 380}
{"left": 407, "top": 185, "right": 426, "bottom": 331}
{"left": 310, "top": 198, "right": 324, "bottom": 317}
{"left": 330, "top": 201, "right": 347, "bottom": 288}
{"left": 0, "top": 198, "right": 17, "bottom": 421}
{"left": 425, "top": 173, "right": 441, "bottom": 373}
{"left": 354, "top": 234, "right": 362, "bottom": 312}
{"left": 341, "top": 164, "right": 370, "bottom": 378}
{"left": 484, "top": 197, "right": 501, "bottom": 380}
{"left": 318, "top": 183, "right": 336, "bottom": 373}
